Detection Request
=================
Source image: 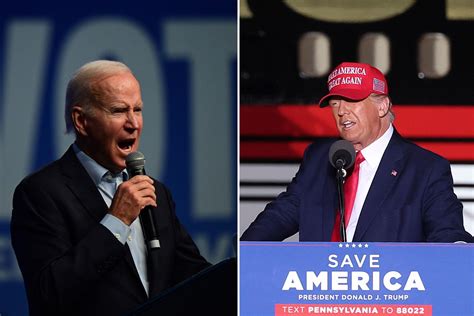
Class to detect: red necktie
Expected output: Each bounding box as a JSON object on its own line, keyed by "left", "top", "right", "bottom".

{"left": 331, "top": 151, "right": 365, "bottom": 241}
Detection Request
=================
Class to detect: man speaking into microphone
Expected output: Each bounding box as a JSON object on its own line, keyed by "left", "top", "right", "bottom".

{"left": 241, "top": 61, "right": 473, "bottom": 243}
{"left": 11, "top": 60, "right": 210, "bottom": 315}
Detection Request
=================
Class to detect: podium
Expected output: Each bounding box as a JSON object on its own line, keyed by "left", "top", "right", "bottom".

{"left": 241, "top": 242, "right": 473, "bottom": 316}
{"left": 129, "top": 257, "right": 236, "bottom": 315}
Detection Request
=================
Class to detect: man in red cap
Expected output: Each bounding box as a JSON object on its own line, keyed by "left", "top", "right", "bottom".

{"left": 241, "top": 62, "right": 473, "bottom": 243}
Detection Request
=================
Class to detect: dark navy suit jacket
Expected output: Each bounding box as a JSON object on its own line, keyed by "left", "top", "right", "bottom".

{"left": 241, "top": 130, "right": 473, "bottom": 242}
{"left": 11, "top": 146, "right": 210, "bottom": 316}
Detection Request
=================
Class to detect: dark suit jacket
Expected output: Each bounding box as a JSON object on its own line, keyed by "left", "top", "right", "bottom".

{"left": 241, "top": 130, "right": 473, "bottom": 242}
{"left": 11, "top": 146, "right": 210, "bottom": 316}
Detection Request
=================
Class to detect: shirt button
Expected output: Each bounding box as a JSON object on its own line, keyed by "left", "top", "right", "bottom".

{"left": 114, "top": 233, "right": 121, "bottom": 240}
{"left": 127, "top": 235, "right": 132, "bottom": 242}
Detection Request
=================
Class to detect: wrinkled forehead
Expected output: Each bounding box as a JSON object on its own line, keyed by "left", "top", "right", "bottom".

{"left": 90, "top": 72, "right": 142, "bottom": 104}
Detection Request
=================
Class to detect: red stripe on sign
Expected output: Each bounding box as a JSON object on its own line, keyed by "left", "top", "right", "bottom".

{"left": 241, "top": 141, "right": 310, "bottom": 160}
{"left": 396, "top": 106, "right": 474, "bottom": 138}
{"left": 275, "top": 304, "right": 432, "bottom": 316}
{"left": 241, "top": 105, "right": 337, "bottom": 137}
{"left": 417, "top": 142, "right": 474, "bottom": 161}
{"left": 240, "top": 141, "right": 474, "bottom": 161}
{"left": 241, "top": 105, "right": 474, "bottom": 138}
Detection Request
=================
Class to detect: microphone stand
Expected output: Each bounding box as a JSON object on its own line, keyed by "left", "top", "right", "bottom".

{"left": 336, "top": 167, "right": 348, "bottom": 242}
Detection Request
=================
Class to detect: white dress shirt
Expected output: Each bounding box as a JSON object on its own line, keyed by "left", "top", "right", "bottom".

{"left": 346, "top": 125, "right": 394, "bottom": 242}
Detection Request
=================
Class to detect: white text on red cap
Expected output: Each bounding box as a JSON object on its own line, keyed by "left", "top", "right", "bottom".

{"left": 328, "top": 66, "right": 367, "bottom": 82}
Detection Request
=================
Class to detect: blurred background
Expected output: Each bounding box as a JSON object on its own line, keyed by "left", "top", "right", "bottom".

{"left": 239, "top": 0, "right": 474, "bottom": 240}
{"left": 0, "top": 1, "right": 236, "bottom": 314}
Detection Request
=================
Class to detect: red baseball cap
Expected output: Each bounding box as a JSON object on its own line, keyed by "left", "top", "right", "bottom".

{"left": 319, "top": 62, "right": 388, "bottom": 107}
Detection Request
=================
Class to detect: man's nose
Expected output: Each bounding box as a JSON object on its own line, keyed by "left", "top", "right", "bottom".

{"left": 338, "top": 101, "right": 350, "bottom": 116}
{"left": 125, "top": 111, "right": 139, "bottom": 129}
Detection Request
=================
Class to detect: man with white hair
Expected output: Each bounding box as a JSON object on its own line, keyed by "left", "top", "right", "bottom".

{"left": 11, "top": 60, "right": 210, "bottom": 315}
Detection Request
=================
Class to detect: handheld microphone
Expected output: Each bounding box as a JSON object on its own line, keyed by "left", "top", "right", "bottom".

{"left": 125, "top": 152, "right": 160, "bottom": 249}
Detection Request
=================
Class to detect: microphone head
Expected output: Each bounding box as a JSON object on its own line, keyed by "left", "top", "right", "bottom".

{"left": 328, "top": 140, "right": 356, "bottom": 169}
{"left": 125, "top": 151, "right": 146, "bottom": 176}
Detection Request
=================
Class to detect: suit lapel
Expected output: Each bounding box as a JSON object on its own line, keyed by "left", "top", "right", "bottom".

{"left": 146, "top": 247, "right": 161, "bottom": 297}
{"left": 353, "top": 130, "right": 406, "bottom": 241}
{"left": 58, "top": 146, "right": 109, "bottom": 221}
{"left": 124, "top": 244, "right": 149, "bottom": 298}
{"left": 322, "top": 165, "right": 338, "bottom": 241}
{"left": 58, "top": 146, "right": 148, "bottom": 299}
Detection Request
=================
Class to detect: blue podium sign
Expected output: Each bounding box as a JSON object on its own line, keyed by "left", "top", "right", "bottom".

{"left": 240, "top": 242, "right": 473, "bottom": 316}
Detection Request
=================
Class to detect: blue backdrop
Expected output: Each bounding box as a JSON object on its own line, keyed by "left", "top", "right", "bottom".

{"left": 0, "top": 1, "right": 236, "bottom": 314}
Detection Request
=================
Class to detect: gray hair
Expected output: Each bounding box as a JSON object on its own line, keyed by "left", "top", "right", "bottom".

{"left": 370, "top": 94, "right": 395, "bottom": 122}
{"left": 65, "top": 60, "right": 132, "bottom": 133}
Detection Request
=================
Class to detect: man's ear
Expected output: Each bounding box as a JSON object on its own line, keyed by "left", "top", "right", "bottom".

{"left": 378, "top": 96, "right": 391, "bottom": 118}
{"left": 71, "top": 106, "right": 88, "bottom": 136}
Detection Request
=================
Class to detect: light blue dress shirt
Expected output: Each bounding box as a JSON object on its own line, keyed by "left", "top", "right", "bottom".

{"left": 73, "top": 144, "right": 149, "bottom": 295}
